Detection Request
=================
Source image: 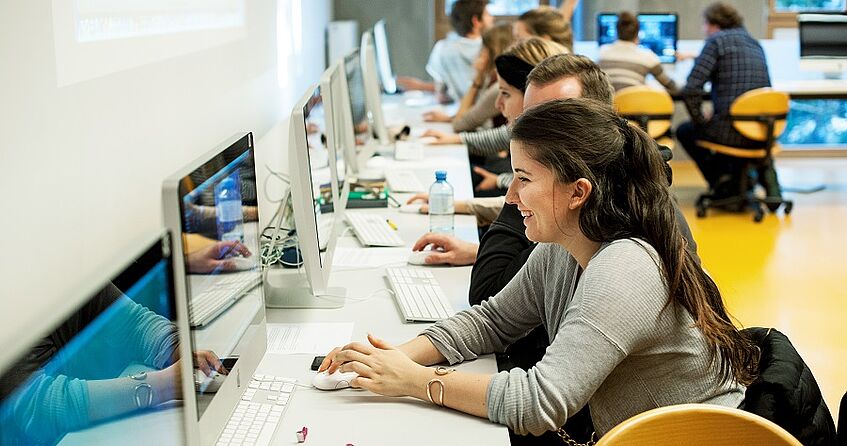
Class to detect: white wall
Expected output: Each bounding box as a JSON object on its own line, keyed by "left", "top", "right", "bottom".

{"left": 0, "top": 0, "right": 330, "bottom": 355}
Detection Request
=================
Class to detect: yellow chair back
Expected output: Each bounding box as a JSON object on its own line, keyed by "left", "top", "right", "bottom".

{"left": 614, "top": 86, "right": 674, "bottom": 139}
{"left": 729, "top": 88, "right": 790, "bottom": 142}
{"left": 595, "top": 404, "right": 802, "bottom": 446}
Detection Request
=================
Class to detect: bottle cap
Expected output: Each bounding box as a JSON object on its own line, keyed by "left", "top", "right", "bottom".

{"left": 435, "top": 170, "right": 447, "bottom": 181}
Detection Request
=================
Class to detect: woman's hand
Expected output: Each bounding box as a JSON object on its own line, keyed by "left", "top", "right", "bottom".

{"left": 422, "top": 129, "right": 462, "bottom": 145}
{"left": 195, "top": 350, "right": 225, "bottom": 376}
{"left": 406, "top": 193, "right": 430, "bottom": 213}
{"left": 412, "top": 233, "right": 479, "bottom": 266}
{"left": 335, "top": 334, "right": 429, "bottom": 397}
{"left": 473, "top": 166, "right": 500, "bottom": 191}
{"left": 422, "top": 110, "right": 453, "bottom": 123}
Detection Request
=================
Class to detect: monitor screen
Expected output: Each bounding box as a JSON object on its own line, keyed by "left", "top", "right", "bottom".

{"left": 344, "top": 49, "right": 370, "bottom": 148}
{"left": 597, "top": 13, "right": 678, "bottom": 63}
{"left": 373, "top": 20, "right": 397, "bottom": 94}
{"left": 799, "top": 14, "right": 847, "bottom": 58}
{"left": 0, "top": 235, "right": 185, "bottom": 445}
{"left": 174, "top": 133, "right": 265, "bottom": 420}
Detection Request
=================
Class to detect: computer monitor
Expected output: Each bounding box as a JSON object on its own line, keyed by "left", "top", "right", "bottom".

{"left": 597, "top": 13, "right": 678, "bottom": 64}
{"left": 262, "top": 84, "right": 347, "bottom": 309}
{"left": 373, "top": 19, "right": 399, "bottom": 94}
{"left": 0, "top": 232, "right": 189, "bottom": 445}
{"left": 799, "top": 13, "right": 847, "bottom": 78}
{"left": 361, "top": 30, "right": 391, "bottom": 146}
{"left": 320, "top": 60, "right": 353, "bottom": 207}
{"left": 162, "top": 133, "right": 269, "bottom": 444}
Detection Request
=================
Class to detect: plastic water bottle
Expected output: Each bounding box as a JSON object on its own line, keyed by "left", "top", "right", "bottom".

{"left": 215, "top": 172, "right": 244, "bottom": 242}
{"left": 429, "top": 170, "right": 454, "bottom": 234}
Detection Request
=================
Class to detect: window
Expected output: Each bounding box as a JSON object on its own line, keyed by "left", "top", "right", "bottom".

{"left": 774, "top": 0, "right": 846, "bottom": 12}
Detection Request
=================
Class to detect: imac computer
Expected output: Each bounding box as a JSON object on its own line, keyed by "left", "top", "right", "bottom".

{"left": 597, "top": 13, "right": 678, "bottom": 64}
{"left": 261, "top": 84, "right": 348, "bottom": 309}
{"left": 0, "top": 232, "right": 190, "bottom": 445}
{"left": 373, "top": 19, "right": 399, "bottom": 94}
{"left": 320, "top": 59, "right": 353, "bottom": 206}
{"left": 360, "top": 29, "right": 392, "bottom": 146}
{"left": 336, "top": 48, "right": 380, "bottom": 177}
{"left": 162, "top": 132, "right": 271, "bottom": 445}
{"left": 799, "top": 14, "right": 847, "bottom": 79}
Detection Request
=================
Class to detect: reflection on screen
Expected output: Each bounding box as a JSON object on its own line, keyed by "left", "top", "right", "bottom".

{"left": 598, "top": 14, "right": 678, "bottom": 63}
{"left": 177, "top": 135, "right": 264, "bottom": 419}
{"left": 345, "top": 50, "right": 370, "bottom": 146}
{"left": 303, "top": 87, "right": 337, "bottom": 260}
{"left": 0, "top": 238, "right": 183, "bottom": 445}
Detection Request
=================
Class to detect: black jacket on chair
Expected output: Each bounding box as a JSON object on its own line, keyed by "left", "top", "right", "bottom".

{"left": 742, "top": 327, "right": 837, "bottom": 445}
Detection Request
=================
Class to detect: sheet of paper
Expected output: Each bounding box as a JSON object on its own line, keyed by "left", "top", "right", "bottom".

{"left": 266, "top": 322, "right": 354, "bottom": 355}
{"left": 331, "top": 247, "right": 408, "bottom": 269}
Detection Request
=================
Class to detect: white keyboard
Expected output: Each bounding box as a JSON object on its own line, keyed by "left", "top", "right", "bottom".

{"left": 189, "top": 273, "right": 258, "bottom": 327}
{"left": 216, "top": 374, "right": 297, "bottom": 446}
{"left": 386, "top": 267, "right": 456, "bottom": 322}
{"left": 346, "top": 212, "right": 404, "bottom": 247}
{"left": 385, "top": 170, "right": 426, "bottom": 192}
{"left": 394, "top": 140, "right": 424, "bottom": 161}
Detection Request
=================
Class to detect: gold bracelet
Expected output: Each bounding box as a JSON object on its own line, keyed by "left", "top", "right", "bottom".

{"left": 426, "top": 379, "right": 445, "bottom": 406}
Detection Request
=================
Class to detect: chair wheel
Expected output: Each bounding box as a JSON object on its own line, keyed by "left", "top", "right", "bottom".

{"left": 696, "top": 204, "right": 707, "bottom": 218}
{"left": 784, "top": 202, "right": 793, "bottom": 215}
{"left": 753, "top": 208, "right": 764, "bottom": 222}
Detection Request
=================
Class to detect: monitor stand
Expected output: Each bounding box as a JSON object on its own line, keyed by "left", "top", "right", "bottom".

{"left": 263, "top": 269, "right": 346, "bottom": 309}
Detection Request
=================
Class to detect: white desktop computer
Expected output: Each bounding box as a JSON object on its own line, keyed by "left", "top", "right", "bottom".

{"left": 373, "top": 19, "right": 398, "bottom": 95}
{"left": 360, "top": 29, "right": 392, "bottom": 146}
{"left": 0, "top": 232, "right": 191, "bottom": 445}
{"left": 262, "top": 83, "right": 348, "bottom": 309}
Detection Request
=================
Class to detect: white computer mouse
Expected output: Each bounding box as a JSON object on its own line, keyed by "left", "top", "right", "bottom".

{"left": 227, "top": 256, "right": 256, "bottom": 271}
{"left": 311, "top": 370, "right": 358, "bottom": 390}
{"left": 195, "top": 369, "right": 226, "bottom": 393}
{"left": 408, "top": 250, "right": 433, "bottom": 266}
{"left": 399, "top": 203, "right": 423, "bottom": 214}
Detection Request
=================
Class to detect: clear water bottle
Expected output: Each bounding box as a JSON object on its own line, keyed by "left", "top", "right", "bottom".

{"left": 429, "top": 170, "right": 454, "bottom": 234}
{"left": 215, "top": 172, "right": 244, "bottom": 242}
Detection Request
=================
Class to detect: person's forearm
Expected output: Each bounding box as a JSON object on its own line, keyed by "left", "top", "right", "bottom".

{"left": 407, "top": 368, "right": 491, "bottom": 419}
{"left": 87, "top": 370, "right": 178, "bottom": 423}
{"left": 399, "top": 335, "right": 446, "bottom": 366}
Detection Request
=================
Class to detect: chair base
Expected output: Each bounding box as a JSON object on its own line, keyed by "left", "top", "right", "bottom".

{"left": 696, "top": 190, "right": 793, "bottom": 222}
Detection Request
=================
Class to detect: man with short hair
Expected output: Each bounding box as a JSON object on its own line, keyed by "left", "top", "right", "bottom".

{"left": 397, "top": 0, "right": 493, "bottom": 103}
{"left": 597, "top": 11, "right": 678, "bottom": 93}
{"left": 676, "top": 2, "right": 776, "bottom": 199}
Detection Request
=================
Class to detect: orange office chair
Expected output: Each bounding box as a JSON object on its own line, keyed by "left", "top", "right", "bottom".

{"left": 694, "top": 88, "right": 794, "bottom": 222}
{"left": 596, "top": 404, "right": 803, "bottom": 446}
{"left": 614, "top": 85, "right": 675, "bottom": 149}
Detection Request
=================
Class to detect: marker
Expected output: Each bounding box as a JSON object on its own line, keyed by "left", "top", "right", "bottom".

{"left": 385, "top": 219, "right": 398, "bottom": 231}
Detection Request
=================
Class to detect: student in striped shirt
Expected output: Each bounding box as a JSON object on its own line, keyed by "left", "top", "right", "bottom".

{"left": 597, "top": 11, "right": 678, "bottom": 94}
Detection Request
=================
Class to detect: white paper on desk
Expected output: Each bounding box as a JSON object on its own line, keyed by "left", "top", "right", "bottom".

{"left": 266, "top": 322, "right": 354, "bottom": 355}
{"left": 332, "top": 247, "right": 408, "bottom": 270}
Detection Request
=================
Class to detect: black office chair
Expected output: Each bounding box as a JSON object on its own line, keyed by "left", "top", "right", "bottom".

{"left": 838, "top": 391, "right": 846, "bottom": 446}
{"left": 694, "top": 88, "right": 794, "bottom": 222}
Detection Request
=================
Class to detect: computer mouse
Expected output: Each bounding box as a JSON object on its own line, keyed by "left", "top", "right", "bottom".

{"left": 399, "top": 203, "right": 423, "bottom": 214}
{"left": 311, "top": 370, "right": 358, "bottom": 390}
{"left": 408, "top": 250, "right": 433, "bottom": 266}
{"left": 195, "top": 369, "right": 226, "bottom": 393}
{"left": 227, "top": 256, "right": 256, "bottom": 271}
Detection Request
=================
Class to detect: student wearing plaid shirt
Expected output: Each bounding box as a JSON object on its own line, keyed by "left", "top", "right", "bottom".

{"left": 676, "top": 2, "right": 780, "bottom": 198}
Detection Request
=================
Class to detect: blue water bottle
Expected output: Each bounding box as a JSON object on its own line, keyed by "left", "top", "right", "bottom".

{"left": 429, "top": 170, "right": 454, "bottom": 234}
{"left": 215, "top": 172, "right": 244, "bottom": 242}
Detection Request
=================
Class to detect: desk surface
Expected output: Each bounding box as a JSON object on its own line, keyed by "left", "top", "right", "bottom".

{"left": 254, "top": 95, "right": 508, "bottom": 445}
{"left": 575, "top": 39, "right": 847, "bottom": 97}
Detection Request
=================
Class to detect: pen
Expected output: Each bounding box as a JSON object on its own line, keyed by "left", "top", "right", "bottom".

{"left": 385, "top": 219, "right": 398, "bottom": 231}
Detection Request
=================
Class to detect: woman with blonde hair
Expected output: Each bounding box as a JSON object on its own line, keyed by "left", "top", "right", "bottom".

{"left": 514, "top": 6, "right": 574, "bottom": 53}
{"left": 423, "top": 24, "right": 513, "bottom": 132}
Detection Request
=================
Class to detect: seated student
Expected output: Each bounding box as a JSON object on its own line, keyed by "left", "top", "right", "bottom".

{"left": 320, "top": 98, "right": 755, "bottom": 439}
{"left": 423, "top": 24, "right": 514, "bottom": 133}
{"left": 597, "top": 11, "right": 678, "bottom": 93}
{"left": 512, "top": 6, "right": 574, "bottom": 53}
{"left": 412, "top": 54, "right": 698, "bottom": 268}
{"left": 396, "top": 0, "right": 493, "bottom": 103}
{"left": 676, "top": 2, "right": 780, "bottom": 200}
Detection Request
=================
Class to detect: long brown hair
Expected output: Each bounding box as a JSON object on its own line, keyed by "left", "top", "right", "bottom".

{"left": 480, "top": 24, "right": 515, "bottom": 84}
{"left": 518, "top": 6, "right": 573, "bottom": 52}
{"left": 511, "top": 98, "right": 760, "bottom": 385}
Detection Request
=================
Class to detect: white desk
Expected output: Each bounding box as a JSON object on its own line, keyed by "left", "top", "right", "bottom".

{"left": 253, "top": 93, "right": 509, "bottom": 445}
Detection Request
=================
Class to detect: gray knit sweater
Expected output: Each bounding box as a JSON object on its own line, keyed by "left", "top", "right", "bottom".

{"left": 423, "top": 239, "right": 744, "bottom": 436}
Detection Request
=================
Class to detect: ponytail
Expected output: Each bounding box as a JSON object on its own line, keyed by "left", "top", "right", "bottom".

{"left": 512, "top": 98, "right": 759, "bottom": 385}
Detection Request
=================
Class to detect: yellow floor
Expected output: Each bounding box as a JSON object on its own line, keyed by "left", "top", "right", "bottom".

{"left": 671, "top": 158, "right": 847, "bottom": 423}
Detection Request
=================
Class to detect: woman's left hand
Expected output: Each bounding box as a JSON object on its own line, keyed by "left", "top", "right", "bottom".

{"left": 335, "top": 334, "right": 428, "bottom": 397}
